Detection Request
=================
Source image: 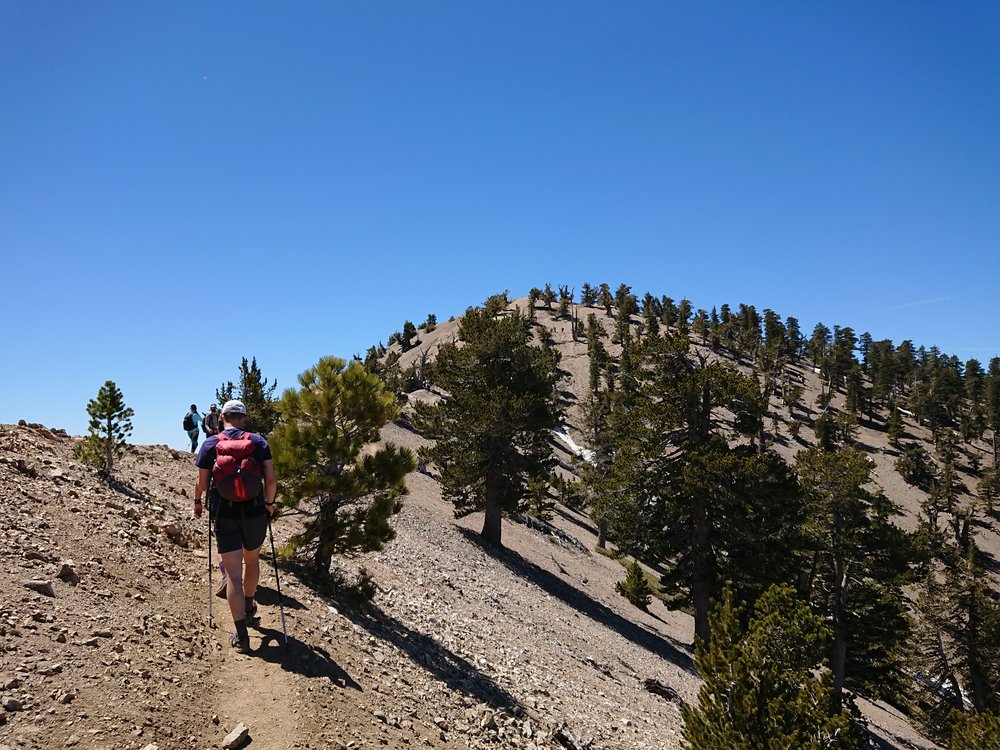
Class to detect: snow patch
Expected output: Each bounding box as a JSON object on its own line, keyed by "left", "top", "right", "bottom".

{"left": 552, "top": 427, "right": 595, "bottom": 464}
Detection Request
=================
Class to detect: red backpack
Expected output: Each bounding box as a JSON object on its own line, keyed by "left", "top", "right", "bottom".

{"left": 212, "top": 432, "right": 263, "bottom": 502}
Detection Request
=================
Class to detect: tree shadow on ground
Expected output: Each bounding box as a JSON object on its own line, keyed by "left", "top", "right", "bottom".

{"left": 554, "top": 505, "right": 598, "bottom": 537}
{"left": 251, "top": 624, "right": 361, "bottom": 690}
{"left": 346, "top": 605, "right": 522, "bottom": 711}
{"left": 767, "top": 432, "right": 790, "bottom": 448}
{"left": 253, "top": 583, "right": 306, "bottom": 611}
{"left": 459, "top": 529, "right": 695, "bottom": 674}
{"left": 106, "top": 475, "right": 148, "bottom": 502}
{"left": 976, "top": 548, "right": 1000, "bottom": 575}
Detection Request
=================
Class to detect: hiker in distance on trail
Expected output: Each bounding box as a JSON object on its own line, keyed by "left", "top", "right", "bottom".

{"left": 193, "top": 400, "right": 278, "bottom": 653}
{"left": 203, "top": 403, "right": 221, "bottom": 437}
{"left": 183, "top": 404, "right": 203, "bottom": 453}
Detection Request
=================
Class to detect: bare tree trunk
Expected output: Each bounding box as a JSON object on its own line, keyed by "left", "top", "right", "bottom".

{"left": 481, "top": 469, "right": 503, "bottom": 548}
{"left": 105, "top": 416, "right": 114, "bottom": 474}
{"left": 597, "top": 516, "right": 608, "bottom": 549}
{"left": 692, "top": 494, "right": 712, "bottom": 648}
{"left": 968, "top": 592, "right": 989, "bottom": 711}
{"left": 831, "top": 558, "right": 850, "bottom": 714}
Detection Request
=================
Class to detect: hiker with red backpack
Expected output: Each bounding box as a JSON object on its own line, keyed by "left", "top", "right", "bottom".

{"left": 193, "top": 399, "right": 277, "bottom": 653}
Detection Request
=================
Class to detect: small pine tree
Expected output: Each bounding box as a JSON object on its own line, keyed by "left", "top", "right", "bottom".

{"left": 814, "top": 411, "right": 838, "bottom": 451}
{"left": 887, "top": 405, "right": 905, "bottom": 447}
{"left": 401, "top": 320, "right": 418, "bottom": 351}
{"left": 616, "top": 560, "right": 653, "bottom": 609}
{"left": 543, "top": 282, "right": 555, "bottom": 309}
{"left": 216, "top": 357, "right": 280, "bottom": 436}
{"left": 269, "top": 357, "right": 415, "bottom": 577}
{"left": 526, "top": 475, "right": 554, "bottom": 521}
{"left": 896, "top": 444, "right": 938, "bottom": 492}
{"left": 73, "top": 380, "right": 134, "bottom": 476}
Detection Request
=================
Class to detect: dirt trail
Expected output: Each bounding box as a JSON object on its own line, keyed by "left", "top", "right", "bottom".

{"left": 216, "top": 632, "right": 301, "bottom": 749}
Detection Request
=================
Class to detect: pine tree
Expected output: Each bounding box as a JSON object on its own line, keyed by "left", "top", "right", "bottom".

{"left": 543, "top": 282, "right": 555, "bottom": 309}
{"left": 915, "top": 543, "right": 1000, "bottom": 741}
{"left": 949, "top": 711, "right": 1000, "bottom": 750}
{"left": 526, "top": 475, "right": 554, "bottom": 521}
{"left": 887, "top": 405, "right": 905, "bottom": 447}
{"left": 797, "top": 447, "right": 915, "bottom": 712}
{"left": 682, "top": 585, "right": 858, "bottom": 750}
{"left": 73, "top": 380, "right": 134, "bottom": 476}
{"left": 986, "top": 358, "right": 1000, "bottom": 464}
{"left": 269, "top": 357, "right": 415, "bottom": 575}
{"left": 895, "top": 444, "right": 938, "bottom": 492}
{"left": 216, "top": 357, "right": 280, "bottom": 436}
{"left": 610, "top": 333, "right": 800, "bottom": 645}
{"left": 415, "top": 300, "right": 559, "bottom": 547}
{"left": 598, "top": 283, "right": 613, "bottom": 316}
{"left": 616, "top": 560, "right": 653, "bottom": 609}
{"left": 401, "top": 320, "right": 419, "bottom": 351}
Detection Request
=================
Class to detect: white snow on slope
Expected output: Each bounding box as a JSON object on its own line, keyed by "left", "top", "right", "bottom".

{"left": 552, "top": 427, "right": 595, "bottom": 464}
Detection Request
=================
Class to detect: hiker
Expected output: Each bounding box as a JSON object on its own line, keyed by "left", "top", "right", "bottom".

{"left": 184, "top": 404, "right": 203, "bottom": 453}
{"left": 203, "top": 403, "right": 221, "bottom": 437}
{"left": 193, "top": 399, "right": 277, "bottom": 653}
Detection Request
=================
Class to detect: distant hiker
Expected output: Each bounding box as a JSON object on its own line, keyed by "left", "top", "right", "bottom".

{"left": 193, "top": 399, "right": 277, "bottom": 653}
{"left": 203, "top": 404, "right": 221, "bottom": 437}
{"left": 184, "top": 404, "right": 203, "bottom": 453}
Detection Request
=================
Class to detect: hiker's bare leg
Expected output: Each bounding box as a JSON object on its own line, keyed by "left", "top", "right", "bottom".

{"left": 243, "top": 545, "right": 262, "bottom": 600}
{"left": 220, "top": 548, "right": 246, "bottom": 622}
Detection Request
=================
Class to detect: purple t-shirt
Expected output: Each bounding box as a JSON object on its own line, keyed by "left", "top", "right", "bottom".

{"left": 195, "top": 428, "right": 272, "bottom": 470}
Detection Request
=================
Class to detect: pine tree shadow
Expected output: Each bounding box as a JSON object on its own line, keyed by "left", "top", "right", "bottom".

{"left": 106, "top": 474, "right": 148, "bottom": 501}
{"left": 252, "top": 583, "right": 306, "bottom": 611}
{"left": 459, "top": 529, "right": 695, "bottom": 673}
{"left": 345, "top": 605, "right": 522, "bottom": 711}
{"left": 251, "top": 624, "right": 361, "bottom": 690}
{"left": 976, "top": 548, "right": 1000, "bottom": 575}
{"left": 553, "top": 505, "right": 598, "bottom": 537}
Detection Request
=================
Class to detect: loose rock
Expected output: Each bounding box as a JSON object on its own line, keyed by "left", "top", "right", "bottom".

{"left": 23, "top": 579, "right": 55, "bottom": 597}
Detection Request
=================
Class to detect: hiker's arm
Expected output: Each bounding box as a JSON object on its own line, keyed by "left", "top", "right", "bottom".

{"left": 263, "top": 460, "right": 277, "bottom": 515}
{"left": 194, "top": 468, "right": 211, "bottom": 518}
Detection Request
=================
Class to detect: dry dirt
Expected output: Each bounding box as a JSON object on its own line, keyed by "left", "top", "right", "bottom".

{"left": 3, "top": 300, "right": 992, "bottom": 750}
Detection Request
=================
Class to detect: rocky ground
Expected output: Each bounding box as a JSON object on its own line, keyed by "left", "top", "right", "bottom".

{"left": 0, "top": 417, "right": 946, "bottom": 750}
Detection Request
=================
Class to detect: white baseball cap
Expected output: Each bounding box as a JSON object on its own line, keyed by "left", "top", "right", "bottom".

{"left": 222, "top": 400, "right": 247, "bottom": 415}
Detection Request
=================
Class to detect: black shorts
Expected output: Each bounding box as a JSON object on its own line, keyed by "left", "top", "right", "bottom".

{"left": 212, "top": 502, "right": 268, "bottom": 554}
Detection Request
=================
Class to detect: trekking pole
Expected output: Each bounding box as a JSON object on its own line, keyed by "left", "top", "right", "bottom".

{"left": 266, "top": 513, "right": 288, "bottom": 648}
{"left": 208, "top": 507, "right": 214, "bottom": 629}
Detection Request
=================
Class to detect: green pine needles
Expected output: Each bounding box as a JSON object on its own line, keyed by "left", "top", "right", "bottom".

{"left": 682, "top": 585, "right": 858, "bottom": 750}
{"left": 616, "top": 560, "right": 653, "bottom": 609}
{"left": 216, "top": 356, "right": 280, "bottom": 437}
{"left": 414, "top": 297, "right": 560, "bottom": 548}
{"left": 269, "top": 356, "right": 415, "bottom": 581}
{"left": 72, "top": 380, "right": 134, "bottom": 476}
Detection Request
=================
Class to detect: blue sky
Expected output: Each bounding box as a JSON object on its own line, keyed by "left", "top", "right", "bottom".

{"left": 2, "top": 2, "right": 998, "bottom": 450}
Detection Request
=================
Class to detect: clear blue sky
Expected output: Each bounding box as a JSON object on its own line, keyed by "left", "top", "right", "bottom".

{"left": 2, "top": 2, "right": 998, "bottom": 449}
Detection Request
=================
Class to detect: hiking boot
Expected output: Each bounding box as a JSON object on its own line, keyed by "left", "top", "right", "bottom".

{"left": 215, "top": 577, "right": 228, "bottom": 600}
{"left": 245, "top": 599, "right": 258, "bottom": 621}
{"left": 230, "top": 632, "right": 251, "bottom": 653}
